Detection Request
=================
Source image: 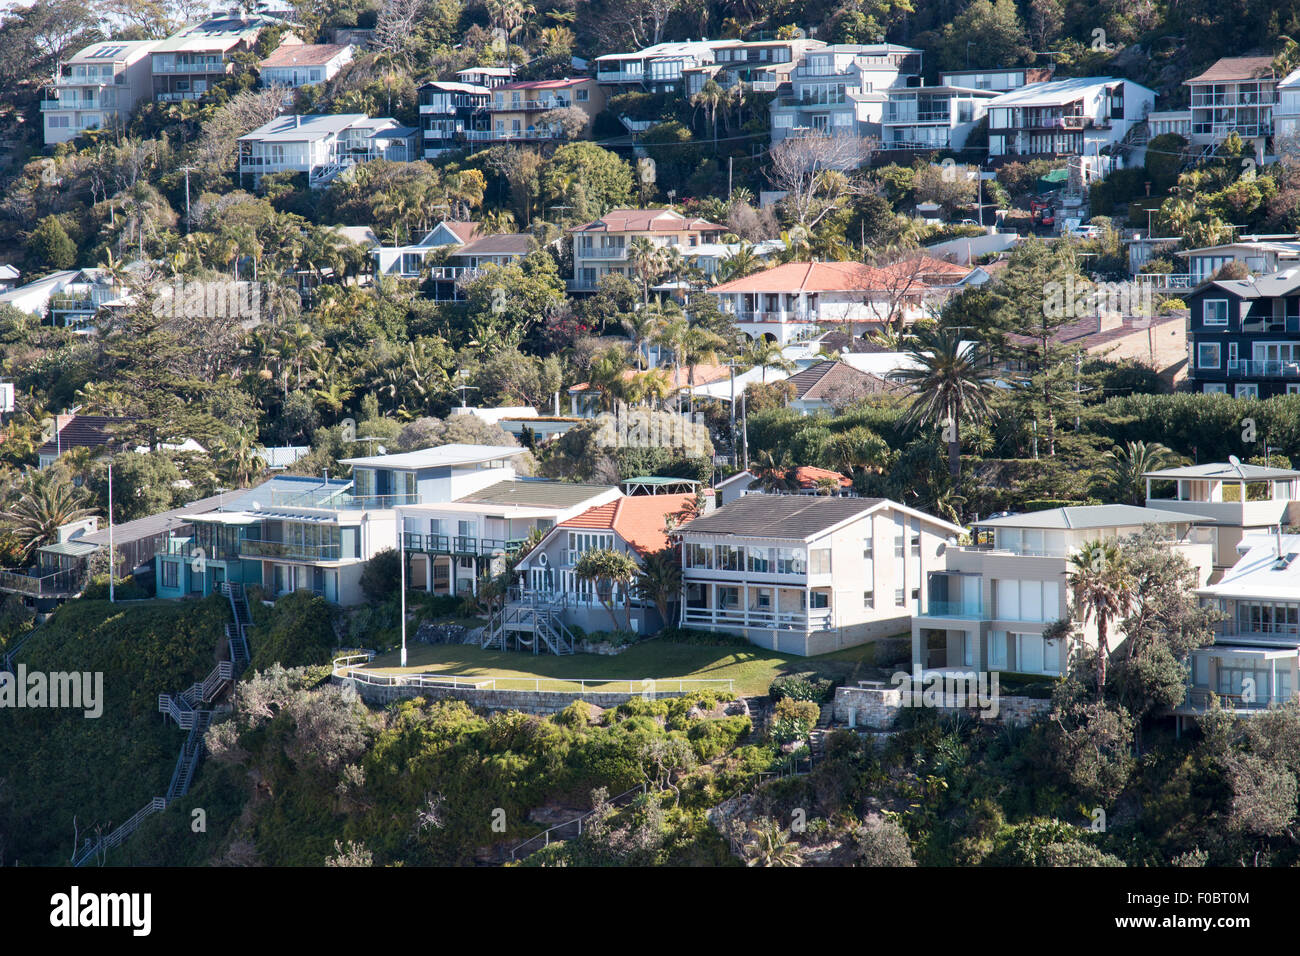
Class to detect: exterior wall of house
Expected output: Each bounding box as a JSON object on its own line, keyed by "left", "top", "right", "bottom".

{"left": 678, "top": 505, "right": 951, "bottom": 656}
{"left": 43, "top": 43, "right": 158, "bottom": 145}
{"left": 1185, "top": 284, "right": 1300, "bottom": 398}
{"left": 571, "top": 223, "right": 723, "bottom": 289}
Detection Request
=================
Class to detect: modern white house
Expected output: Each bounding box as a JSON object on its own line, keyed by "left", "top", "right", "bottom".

{"left": 938, "top": 67, "right": 1055, "bottom": 92}
{"left": 155, "top": 443, "right": 543, "bottom": 606}
{"left": 985, "top": 77, "right": 1156, "bottom": 182}
{"left": 880, "top": 84, "right": 999, "bottom": 151}
{"left": 42, "top": 40, "right": 160, "bottom": 145}
{"left": 372, "top": 220, "right": 481, "bottom": 277}
{"left": 1143, "top": 461, "right": 1300, "bottom": 573}
{"left": 258, "top": 43, "right": 353, "bottom": 89}
{"left": 594, "top": 40, "right": 742, "bottom": 91}
{"left": 684, "top": 38, "right": 826, "bottom": 95}
{"left": 913, "top": 505, "right": 1214, "bottom": 678}
{"left": 237, "top": 113, "right": 418, "bottom": 187}
{"left": 769, "top": 44, "right": 922, "bottom": 144}
{"left": 1182, "top": 532, "right": 1300, "bottom": 717}
{"left": 678, "top": 494, "right": 964, "bottom": 656}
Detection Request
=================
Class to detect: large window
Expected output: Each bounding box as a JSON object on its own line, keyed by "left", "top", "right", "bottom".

{"left": 809, "top": 549, "right": 832, "bottom": 574}
{"left": 1198, "top": 343, "right": 1221, "bottom": 368}
{"left": 686, "top": 543, "right": 713, "bottom": 568}
{"left": 1203, "top": 299, "right": 1229, "bottom": 326}
{"left": 162, "top": 561, "right": 178, "bottom": 589}
{"left": 715, "top": 544, "right": 744, "bottom": 571}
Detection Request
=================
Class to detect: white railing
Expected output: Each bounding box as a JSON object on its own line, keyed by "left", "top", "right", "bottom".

{"left": 682, "top": 608, "right": 832, "bottom": 631}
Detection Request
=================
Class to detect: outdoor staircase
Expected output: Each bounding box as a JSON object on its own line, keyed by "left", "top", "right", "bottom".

{"left": 72, "top": 585, "right": 252, "bottom": 866}
{"left": 486, "top": 598, "right": 576, "bottom": 655}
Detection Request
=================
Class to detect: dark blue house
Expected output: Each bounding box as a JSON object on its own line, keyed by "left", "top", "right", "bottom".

{"left": 1187, "top": 272, "right": 1300, "bottom": 398}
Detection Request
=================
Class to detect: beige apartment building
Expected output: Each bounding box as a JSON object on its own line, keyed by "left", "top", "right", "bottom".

{"left": 569, "top": 208, "right": 726, "bottom": 291}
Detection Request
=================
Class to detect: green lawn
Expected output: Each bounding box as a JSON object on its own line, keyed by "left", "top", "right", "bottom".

{"left": 362, "top": 637, "right": 900, "bottom": 697}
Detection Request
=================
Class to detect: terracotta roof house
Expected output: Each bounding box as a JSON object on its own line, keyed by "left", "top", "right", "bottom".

{"left": 570, "top": 208, "right": 727, "bottom": 291}
{"left": 478, "top": 76, "right": 606, "bottom": 145}
{"left": 716, "top": 465, "right": 853, "bottom": 505}
{"left": 511, "top": 491, "right": 708, "bottom": 640}
{"left": 706, "top": 259, "right": 971, "bottom": 345}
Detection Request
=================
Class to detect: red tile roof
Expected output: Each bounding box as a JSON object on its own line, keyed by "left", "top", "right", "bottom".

{"left": 572, "top": 208, "right": 725, "bottom": 234}
{"left": 259, "top": 43, "right": 350, "bottom": 67}
{"left": 792, "top": 466, "right": 851, "bottom": 489}
{"left": 497, "top": 77, "right": 592, "bottom": 90}
{"left": 709, "top": 260, "right": 959, "bottom": 294}
{"left": 559, "top": 493, "right": 702, "bottom": 554}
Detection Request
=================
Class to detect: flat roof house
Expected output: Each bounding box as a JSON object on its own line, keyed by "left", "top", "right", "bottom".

{"left": 679, "top": 494, "right": 964, "bottom": 655}
{"left": 475, "top": 77, "right": 605, "bottom": 144}
{"left": 914, "top": 505, "right": 1214, "bottom": 679}
{"left": 1144, "top": 461, "right": 1300, "bottom": 572}
{"left": 595, "top": 40, "right": 742, "bottom": 92}
{"left": 43, "top": 39, "right": 160, "bottom": 145}
{"left": 417, "top": 80, "right": 491, "bottom": 157}
{"left": 770, "top": 44, "right": 923, "bottom": 145}
{"left": 1180, "top": 532, "right": 1300, "bottom": 718}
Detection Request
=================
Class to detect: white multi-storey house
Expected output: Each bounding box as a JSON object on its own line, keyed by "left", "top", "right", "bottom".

{"left": 880, "top": 84, "right": 999, "bottom": 151}
{"left": 1185, "top": 56, "right": 1279, "bottom": 161}
{"left": 769, "top": 44, "right": 922, "bottom": 144}
{"left": 42, "top": 40, "right": 160, "bottom": 145}
{"left": 985, "top": 77, "right": 1155, "bottom": 182}
{"left": 913, "top": 505, "right": 1214, "bottom": 678}
{"left": 595, "top": 40, "right": 742, "bottom": 92}
{"left": 569, "top": 208, "right": 726, "bottom": 291}
{"left": 237, "top": 113, "right": 417, "bottom": 187}
{"left": 678, "top": 495, "right": 964, "bottom": 656}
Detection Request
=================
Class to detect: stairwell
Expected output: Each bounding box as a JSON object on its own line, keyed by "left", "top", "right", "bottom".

{"left": 71, "top": 584, "right": 252, "bottom": 866}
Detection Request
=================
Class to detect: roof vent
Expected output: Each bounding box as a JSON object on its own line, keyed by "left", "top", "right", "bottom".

{"left": 1272, "top": 552, "right": 1298, "bottom": 571}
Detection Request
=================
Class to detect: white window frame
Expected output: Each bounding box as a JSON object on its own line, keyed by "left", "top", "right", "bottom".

{"left": 1203, "top": 299, "right": 1229, "bottom": 326}
{"left": 1198, "top": 342, "right": 1221, "bottom": 368}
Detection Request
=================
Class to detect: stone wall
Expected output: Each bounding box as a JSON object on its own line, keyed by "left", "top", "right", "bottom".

{"left": 832, "top": 682, "right": 1053, "bottom": 728}
{"left": 335, "top": 674, "right": 701, "bottom": 713}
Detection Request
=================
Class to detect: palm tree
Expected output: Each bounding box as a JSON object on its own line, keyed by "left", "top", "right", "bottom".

{"left": 893, "top": 324, "right": 994, "bottom": 481}
{"left": 573, "top": 548, "right": 640, "bottom": 632}
{"left": 679, "top": 324, "right": 726, "bottom": 415}
{"left": 744, "top": 818, "right": 801, "bottom": 867}
{"left": 690, "top": 78, "right": 726, "bottom": 143}
{"left": 2, "top": 469, "right": 97, "bottom": 561}
{"left": 1067, "top": 540, "right": 1136, "bottom": 701}
{"left": 1100, "top": 441, "right": 1180, "bottom": 506}
{"left": 636, "top": 547, "right": 682, "bottom": 626}
{"left": 627, "top": 235, "right": 666, "bottom": 305}
{"left": 717, "top": 241, "right": 762, "bottom": 282}
{"left": 753, "top": 449, "right": 798, "bottom": 493}
{"left": 743, "top": 338, "right": 795, "bottom": 383}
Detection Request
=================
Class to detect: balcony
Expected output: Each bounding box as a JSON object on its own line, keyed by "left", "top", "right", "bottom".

{"left": 0, "top": 566, "right": 85, "bottom": 597}
{"left": 597, "top": 68, "right": 645, "bottom": 83}
{"left": 401, "top": 531, "right": 525, "bottom": 556}
{"left": 919, "top": 599, "right": 985, "bottom": 619}
{"left": 463, "top": 128, "right": 563, "bottom": 142}
{"left": 682, "top": 607, "right": 832, "bottom": 631}
{"left": 575, "top": 246, "right": 627, "bottom": 260}
{"left": 153, "top": 60, "right": 225, "bottom": 74}
{"left": 267, "top": 488, "right": 419, "bottom": 510}
{"left": 1226, "top": 359, "right": 1300, "bottom": 379}
{"left": 239, "top": 539, "right": 343, "bottom": 561}
{"left": 1176, "top": 687, "right": 1292, "bottom": 713}
{"left": 1135, "top": 272, "right": 1194, "bottom": 291}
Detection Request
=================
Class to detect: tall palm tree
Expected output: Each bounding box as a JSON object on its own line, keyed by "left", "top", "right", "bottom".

{"left": 690, "top": 78, "right": 726, "bottom": 143}
{"left": 743, "top": 338, "right": 795, "bottom": 383}
{"left": 2, "top": 469, "right": 97, "bottom": 561}
{"left": 679, "top": 324, "right": 726, "bottom": 415}
{"left": 627, "top": 235, "right": 666, "bottom": 305}
{"left": 753, "top": 449, "right": 798, "bottom": 493}
{"left": 717, "top": 241, "right": 762, "bottom": 282}
{"left": 1067, "top": 540, "right": 1136, "bottom": 701}
{"left": 1100, "top": 441, "right": 1180, "bottom": 506}
{"left": 893, "top": 324, "right": 995, "bottom": 481}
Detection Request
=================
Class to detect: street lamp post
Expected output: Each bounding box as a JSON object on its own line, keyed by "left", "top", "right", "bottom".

{"left": 398, "top": 515, "right": 407, "bottom": 668}
{"left": 107, "top": 461, "right": 114, "bottom": 604}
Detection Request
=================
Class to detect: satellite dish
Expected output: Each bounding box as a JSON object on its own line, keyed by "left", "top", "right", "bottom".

{"left": 376, "top": 445, "right": 387, "bottom": 455}
{"left": 251, "top": 500, "right": 260, "bottom": 510}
